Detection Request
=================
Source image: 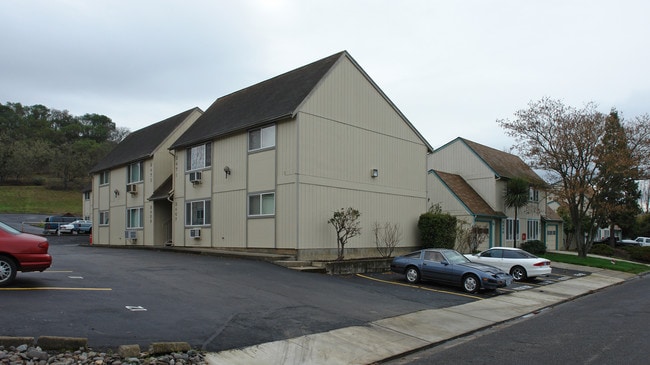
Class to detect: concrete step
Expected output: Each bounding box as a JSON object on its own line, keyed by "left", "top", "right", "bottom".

{"left": 288, "top": 266, "right": 327, "bottom": 273}
{"left": 274, "top": 260, "right": 313, "bottom": 268}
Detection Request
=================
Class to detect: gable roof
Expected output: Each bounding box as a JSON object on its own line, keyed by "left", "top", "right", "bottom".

{"left": 90, "top": 107, "right": 201, "bottom": 173}
{"left": 432, "top": 170, "right": 505, "bottom": 218}
{"left": 442, "top": 137, "right": 546, "bottom": 186}
{"left": 170, "top": 51, "right": 433, "bottom": 152}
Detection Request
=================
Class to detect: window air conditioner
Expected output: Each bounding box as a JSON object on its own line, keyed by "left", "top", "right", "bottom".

{"left": 126, "top": 184, "right": 137, "bottom": 194}
{"left": 189, "top": 228, "right": 201, "bottom": 239}
{"left": 189, "top": 171, "right": 202, "bottom": 184}
{"left": 124, "top": 230, "right": 137, "bottom": 242}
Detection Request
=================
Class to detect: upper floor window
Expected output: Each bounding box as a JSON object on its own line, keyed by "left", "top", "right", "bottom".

{"left": 83, "top": 191, "right": 91, "bottom": 200}
{"left": 248, "top": 125, "right": 276, "bottom": 152}
{"left": 99, "top": 171, "right": 110, "bottom": 185}
{"left": 186, "top": 142, "right": 212, "bottom": 171}
{"left": 127, "top": 161, "right": 144, "bottom": 183}
{"left": 185, "top": 200, "right": 211, "bottom": 226}
{"left": 248, "top": 192, "right": 275, "bottom": 216}
{"left": 529, "top": 187, "right": 539, "bottom": 202}
{"left": 126, "top": 207, "right": 143, "bottom": 228}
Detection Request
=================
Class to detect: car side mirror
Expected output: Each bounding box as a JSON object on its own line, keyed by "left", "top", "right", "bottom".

{"left": 441, "top": 260, "right": 449, "bottom": 266}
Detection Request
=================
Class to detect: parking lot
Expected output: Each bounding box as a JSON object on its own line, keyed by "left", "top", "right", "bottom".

{"left": 1, "top": 219, "right": 590, "bottom": 351}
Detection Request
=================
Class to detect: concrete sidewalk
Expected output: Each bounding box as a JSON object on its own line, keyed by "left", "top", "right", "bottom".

{"left": 205, "top": 264, "right": 638, "bottom": 365}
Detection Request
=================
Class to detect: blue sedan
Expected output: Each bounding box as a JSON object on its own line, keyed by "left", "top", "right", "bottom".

{"left": 390, "top": 248, "right": 513, "bottom": 293}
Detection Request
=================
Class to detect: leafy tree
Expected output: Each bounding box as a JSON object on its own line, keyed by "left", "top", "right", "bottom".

{"left": 328, "top": 207, "right": 361, "bottom": 260}
{"left": 592, "top": 110, "right": 641, "bottom": 246}
{"left": 504, "top": 177, "right": 529, "bottom": 248}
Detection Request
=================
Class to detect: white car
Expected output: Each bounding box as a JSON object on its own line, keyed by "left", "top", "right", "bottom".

{"left": 465, "top": 247, "right": 552, "bottom": 281}
{"left": 621, "top": 237, "right": 650, "bottom": 247}
{"left": 59, "top": 222, "right": 76, "bottom": 234}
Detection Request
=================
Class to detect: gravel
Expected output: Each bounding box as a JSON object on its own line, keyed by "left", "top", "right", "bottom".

{"left": 0, "top": 344, "right": 206, "bottom": 365}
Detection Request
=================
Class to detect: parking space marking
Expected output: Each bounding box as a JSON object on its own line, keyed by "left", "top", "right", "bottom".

{"left": 126, "top": 306, "right": 147, "bottom": 312}
{"left": 0, "top": 287, "right": 112, "bottom": 291}
{"left": 355, "top": 273, "right": 484, "bottom": 300}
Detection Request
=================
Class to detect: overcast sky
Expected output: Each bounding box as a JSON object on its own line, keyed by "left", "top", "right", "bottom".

{"left": 1, "top": 0, "right": 648, "bottom": 150}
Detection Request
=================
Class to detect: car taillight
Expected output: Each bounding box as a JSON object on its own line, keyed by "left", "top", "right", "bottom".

{"left": 38, "top": 241, "right": 49, "bottom": 250}
{"left": 534, "top": 261, "right": 550, "bottom": 266}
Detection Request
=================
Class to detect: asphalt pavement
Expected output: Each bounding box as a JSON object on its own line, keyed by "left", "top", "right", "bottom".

{"left": 1, "top": 214, "right": 646, "bottom": 364}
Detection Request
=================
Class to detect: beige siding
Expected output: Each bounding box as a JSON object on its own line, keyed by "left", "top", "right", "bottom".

{"left": 248, "top": 218, "right": 275, "bottom": 248}
{"left": 248, "top": 149, "right": 276, "bottom": 192}
{"left": 213, "top": 190, "right": 247, "bottom": 247}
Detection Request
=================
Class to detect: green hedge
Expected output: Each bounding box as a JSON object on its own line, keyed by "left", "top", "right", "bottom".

{"left": 418, "top": 212, "right": 457, "bottom": 249}
{"left": 520, "top": 240, "right": 547, "bottom": 255}
{"left": 590, "top": 244, "right": 615, "bottom": 256}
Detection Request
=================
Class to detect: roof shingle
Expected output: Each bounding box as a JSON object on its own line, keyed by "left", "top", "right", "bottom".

{"left": 433, "top": 170, "right": 505, "bottom": 217}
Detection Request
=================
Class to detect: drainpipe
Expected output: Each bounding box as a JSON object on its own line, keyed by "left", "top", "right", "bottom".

{"left": 167, "top": 150, "right": 176, "bottom": 202}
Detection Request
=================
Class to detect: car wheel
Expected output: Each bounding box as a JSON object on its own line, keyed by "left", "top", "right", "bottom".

{"left": 462, "top": 274, "right": 479, "bottom": 293}
{"left": 405, "top": 266, "right": 421, "bottom": 284}
{"left": 510, "top": 266, "right": 528, "bottom": 281}
{"left": 0, "top": 256, "right": 17, "bottom": 287}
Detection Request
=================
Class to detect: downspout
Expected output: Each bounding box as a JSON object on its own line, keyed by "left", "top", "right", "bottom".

{"left": 167, "top": 149, "right": 176, "bottom": 202}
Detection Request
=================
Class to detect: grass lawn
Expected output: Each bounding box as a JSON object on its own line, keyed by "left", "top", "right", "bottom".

{"left": 0, "top": 186, "right": 82, "bottom": 215}
{"left": 543, "top": 252, "right": 650, "bottom": 275}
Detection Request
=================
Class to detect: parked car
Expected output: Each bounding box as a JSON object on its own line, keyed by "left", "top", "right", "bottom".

{"left": 390, "top": 248, "right": 512, "bottom": 293}
{"left": 43, "top": 215, "right": 81, "bottom": 235}
{"left": 621, "top": 237, "right": 650, "bottom": 247}
{"left": 465, "top": 247, "right": 551, "bottom": 281}
{"left": 0, "top": 220, "right": 52, "bottom": 286}
{"left": 60, "top": 220, "right": 92, "bottom": 234}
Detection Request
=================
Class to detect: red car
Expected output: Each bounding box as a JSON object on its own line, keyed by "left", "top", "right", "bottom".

{"left": 0, "top": 220, "right": 52, "bottom": 286}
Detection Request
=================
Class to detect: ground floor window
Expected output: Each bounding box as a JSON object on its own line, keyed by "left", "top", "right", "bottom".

{"left": 506, "top": 218, "right": 519, "bottom": 241}
{"left": 527, "top": 220, "right": 540, "bottom": 240}
{"left": 99, "top": 211, "right": 109, "bottom": 225}
{"left": 186, "top": 200, "right": 211, "bottom": 226}
{"left": 248, "top": 192, "right": 275, "bottom": 216}
{"left": 127, "top": 207, "right": 143, "bottom": 228}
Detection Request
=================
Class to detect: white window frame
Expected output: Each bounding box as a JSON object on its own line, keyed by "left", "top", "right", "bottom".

{"left": 185, "top": 200, "right": 211, "bottom": 226}
{"left": 529, "top": 187, "right": 539, "bottom": 202}
{"left": 506, "top": 218, "right": 519, "bottom": 241}
{"left": 127, "top": 161, "right": 144, "bottom": 184}
{"left": 248, "top": 192, "right": 275, "bottom": 217}
{"left": 99, "top": 211, "right": 109, "bottom": 225}
{"left": 248, "top": 125, "right": 276, "bottom": 152}
{"left": 99, "top": 171, "right": 110, "bottom": 185}
{"left": 186, "top": 142, "right": 212, "bottom": 171}
{"left": 126, "top": 207, "right": 143, "bottom": 228}
{"left": 84, "top": 191, "right": 91, "bottom": 200}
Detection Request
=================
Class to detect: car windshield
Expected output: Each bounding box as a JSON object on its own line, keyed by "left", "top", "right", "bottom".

{"left": 443, "top": 250, "right": 470, "bottom": 264}
{"left": 0, "top": 221, "right": 20, "bottom": 234}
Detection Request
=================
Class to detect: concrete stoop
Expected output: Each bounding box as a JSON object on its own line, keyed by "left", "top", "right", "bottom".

{"left": 274, "top": 260, "right": 327, "bottom": 273}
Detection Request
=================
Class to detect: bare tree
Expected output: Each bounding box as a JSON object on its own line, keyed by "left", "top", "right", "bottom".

{"left": 498, "top": 98, "right": 605, "bottom": 257}
{"left": 328, "top": 207, "right": 361, "bottom": 260}
{"left": 456, "top": 221, "right": 488, "bottom": 253}
{"left": 373, "top": 222, "right": 402, "bottom": 257}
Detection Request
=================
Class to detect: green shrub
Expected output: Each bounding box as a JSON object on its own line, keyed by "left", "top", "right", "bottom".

{"left": 624, "top": 246, "right": 650, "bottom": 263}
{"left": 520, "top": 240, "right": 547, "bottom": 255}
{"left": 417, "top": 212, "right": 457, "bottom": 249}
{"left": 589, "top": 244, "right": 615, "bottom": 256}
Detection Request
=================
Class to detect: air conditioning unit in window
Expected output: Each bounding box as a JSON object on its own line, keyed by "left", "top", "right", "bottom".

{"left": 124, "top": 230, "right": 137, "bottom": 242}
{"left": 126, "top": 184, "right": 137, "bottom": 194}
{"left": 189, "top": 171, "right": 202, "bottom": 184}
{"left": 189, "top": 228, "right": 201, "bottom": 239}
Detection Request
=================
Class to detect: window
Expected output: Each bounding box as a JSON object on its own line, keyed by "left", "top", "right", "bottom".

{"left": 529, "top": 187, "right": 539, "bottom": 202}
{"left": 248, "top": 125, "right": 276, "bottom": 151}
{"left": 99, "top": 171, "right": 110, "bottom": 185}
{"left": 506, "top": 218, "right": 519, "bottom": 241}
{"left": 127, "top": 162, "right": 143, "bottom": 183}
{"left": 185, "top": 200, "right": 211, "bottom": 226}
{"left": 248, "top": 192, "right": 275, "bottom": 216}
{"left": 99, "top": 211, "right": 109, "bottom": 225}
{"left": 126, "top": 207, "right": 143, "bottom": 228}
{"left": 84, "top": 191, "right": 91, "bottom": 200}
{"left": 527, "top": 220, "right": 540, "bottom": 240}
{"left": 186, "top": 142, "right": 212, "bottom": 171}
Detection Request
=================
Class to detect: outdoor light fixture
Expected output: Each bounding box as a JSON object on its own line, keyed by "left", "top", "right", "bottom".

{"left": 371, "top": 168, "right": 379, "bottom": 178}
{"left": 224, "top": 166, "right": 231, "bottom": 178}
{"left": 114, "top": 189, "right": 120, "bottom": 198}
